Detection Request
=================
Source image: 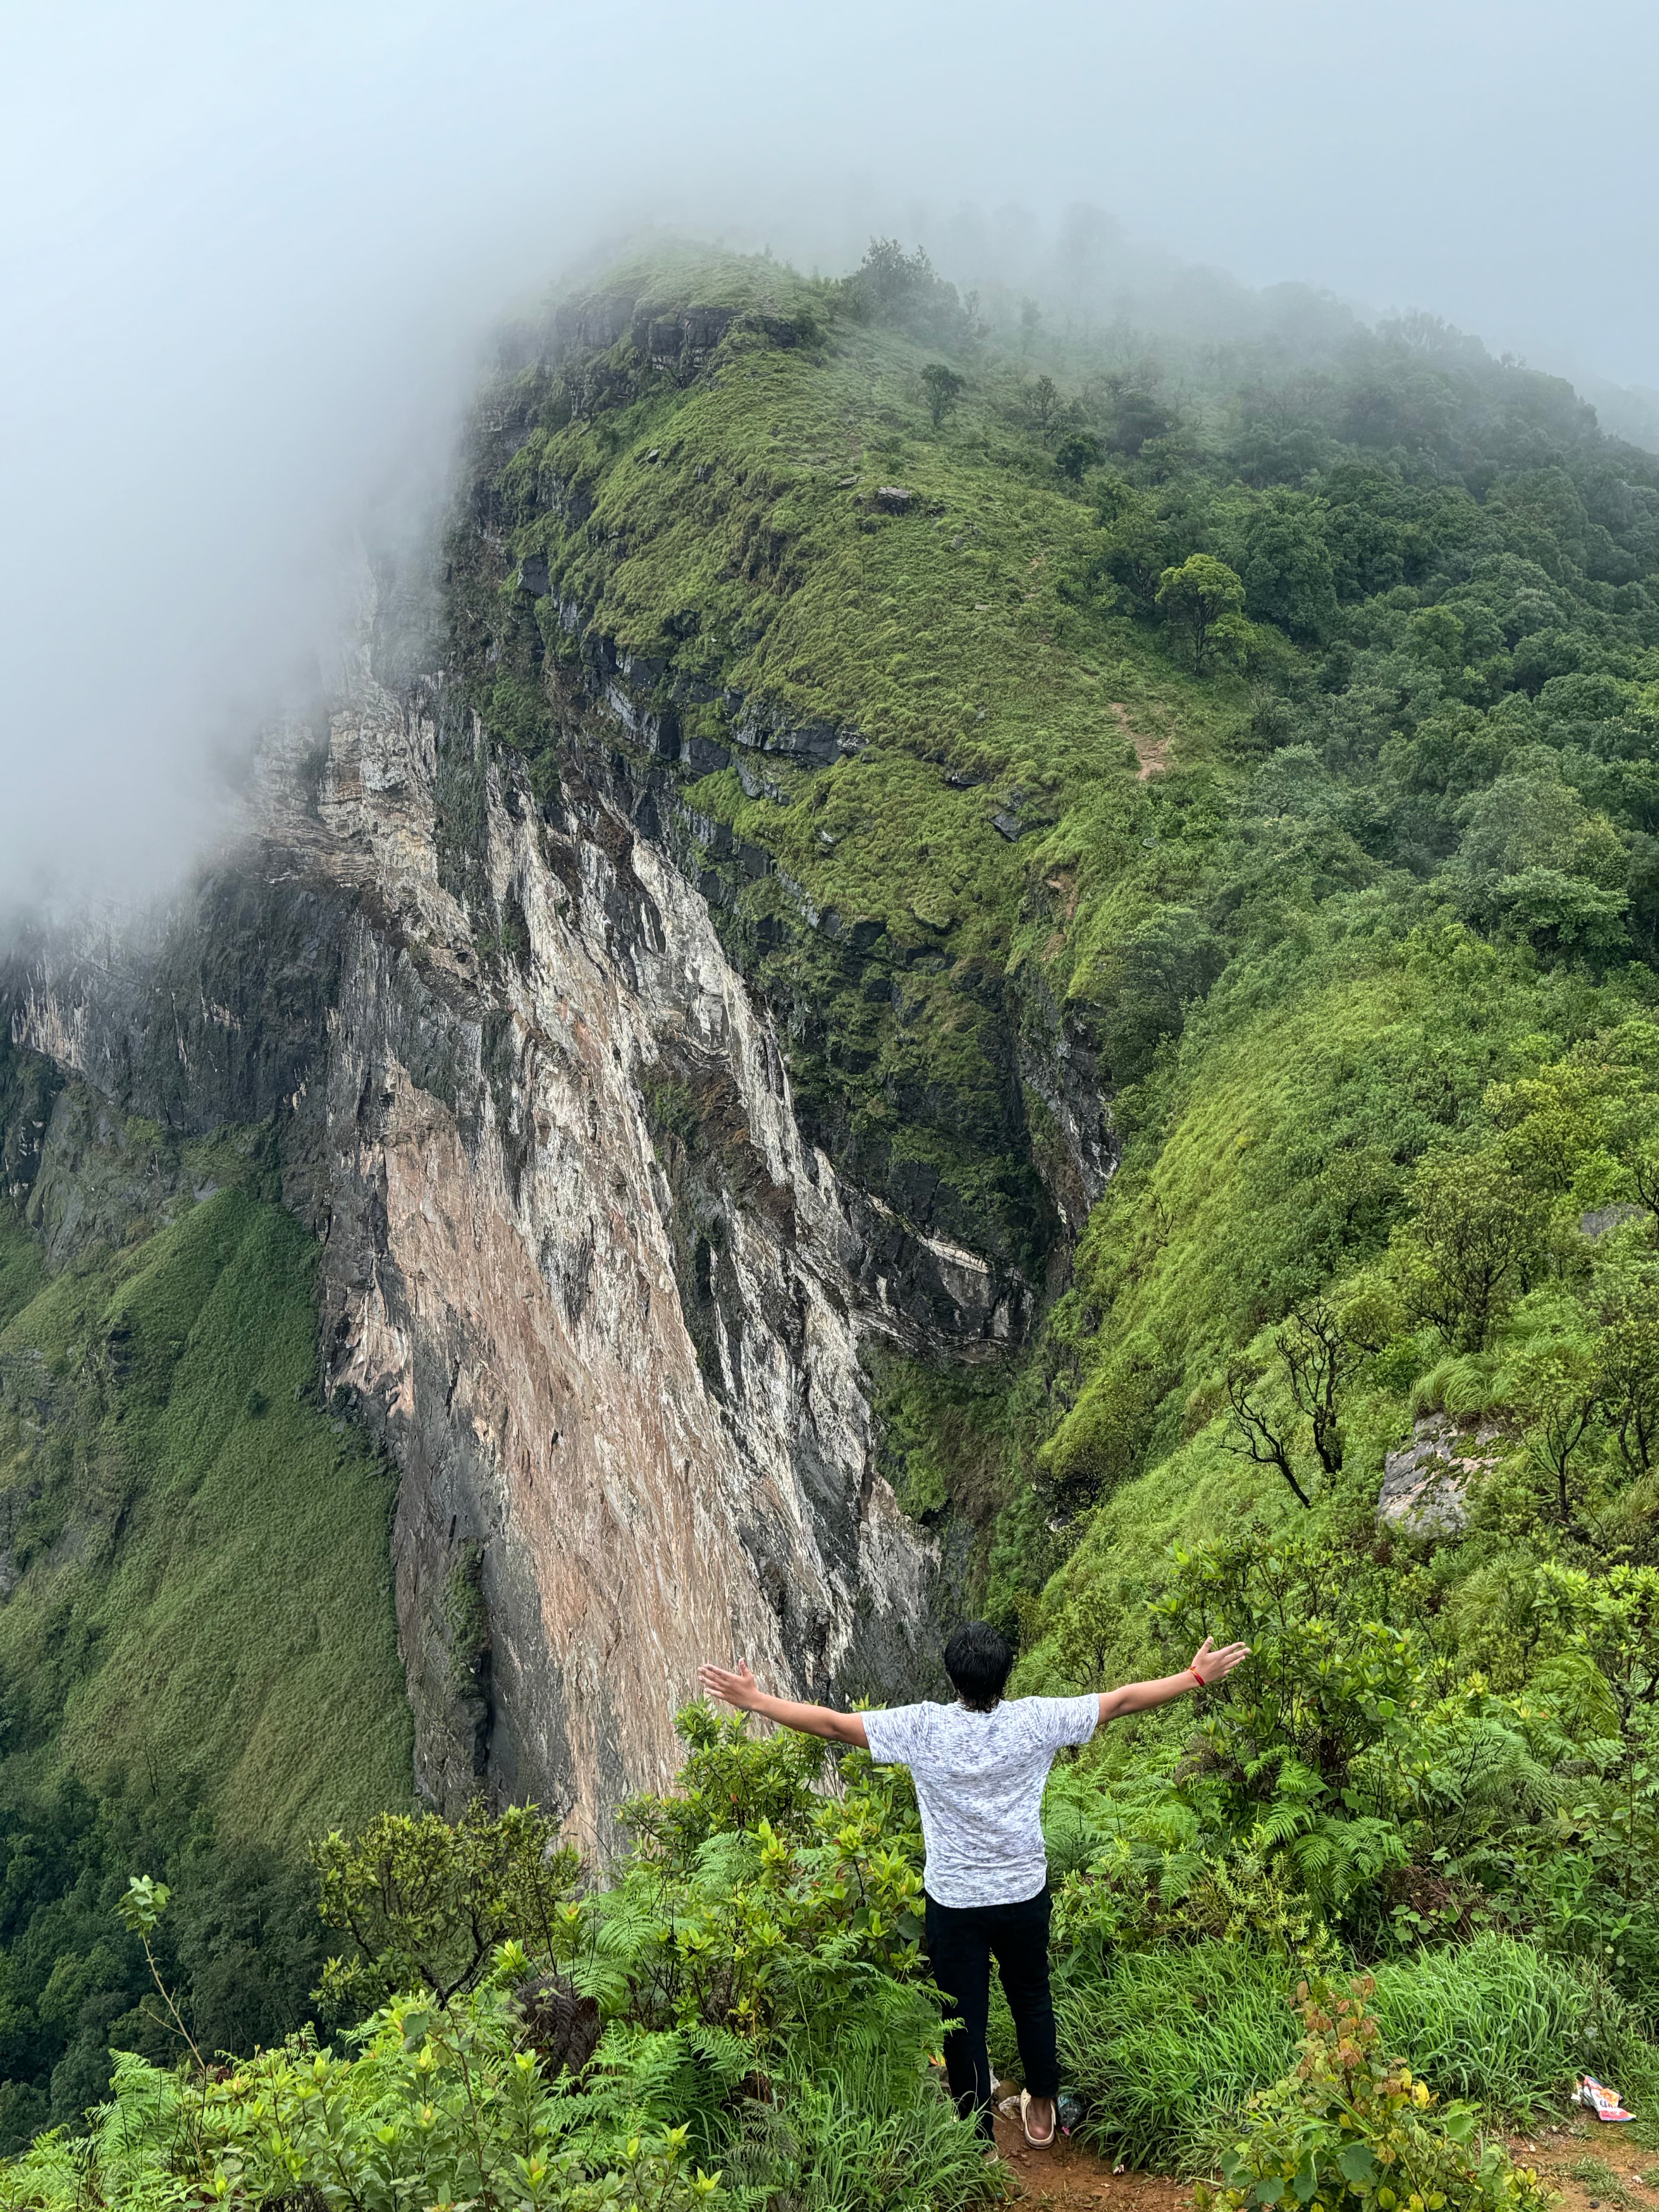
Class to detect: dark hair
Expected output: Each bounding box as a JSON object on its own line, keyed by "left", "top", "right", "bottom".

{"left": 944, "top": 1621, "right": 1014, "bottom": 1712}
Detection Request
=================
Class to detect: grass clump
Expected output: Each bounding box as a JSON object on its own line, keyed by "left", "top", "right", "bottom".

{"left": 1055, "top": 1940, "right": 1300, "bottom": 2171}
{"left": 1568, "top": 2158, "right": 1638, "bottom": 2208}
{"left": 1368, "top": 1939, "right": 1619, "bottom": 2118}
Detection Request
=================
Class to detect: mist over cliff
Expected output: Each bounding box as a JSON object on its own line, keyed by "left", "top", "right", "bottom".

{"left": 5, "top": 0, "right": 1658, "bottom": 912}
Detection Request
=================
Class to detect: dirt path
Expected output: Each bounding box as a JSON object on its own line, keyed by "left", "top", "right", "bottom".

{"left": 1108, "top": 700, "right": 1171, "bottom": 780}
{"left": 990, "top": 2106, "right": 1659, "bottom": 2210}
{"left": 1506, "top": 2113, "right": 1659, "bottom": 2212}
{"left": 991, "top": 2106, "right": 1189, "bottom": 2210}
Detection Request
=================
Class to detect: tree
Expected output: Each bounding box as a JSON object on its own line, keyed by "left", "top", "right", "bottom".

{"left": 1509, "top": 1342, "right": 1602, "bottom": 1529}
{"left": 1276, "top": 1299, "right": 1363, "bottom": 1476}
{"left": 1222, "top": 1364, "right": 1313, "bottom": 1508}
{"left": 1105, "top": 382, "right": 1174, "bottom": 457}
{"left": 1089, "top": 504, "right": 1178, "bottom": 612}
{"left": 842, "top": 238, "right": 969, "bottom": 347}
{"left": 311, "top": 1802, "right": 578, "bottom": 2010}
{"left": 1155, "top": 554, "right": 1246, "bottom": 672}
{"left": 1055, "top": 430, "right": 1104, "bottom": 483}
{"left": 920, "top": 362, "right": 965, "bottom": 430}
{"left": 1093, "top": 904, "right": 1224, "bottom": 1083}
{"left": 1236, "top": 496, "right": 1339, "bottom": 642}
{"left": 1029, "top": 374, "right": 1062, "bottom": 443}
{"left": 1392, "top": 1149, "right": 1548, "bottom": 1353}
{"left": 1594, "top": 1274, "right": 1659, "bottom": 1476}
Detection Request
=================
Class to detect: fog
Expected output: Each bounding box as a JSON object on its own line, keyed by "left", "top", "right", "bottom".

{"left": 3, "top": 0, "right": 1656, "bottom": 909}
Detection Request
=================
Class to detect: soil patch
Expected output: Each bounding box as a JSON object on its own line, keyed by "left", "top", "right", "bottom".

{"left": 1509, "top": 2111, "right": 1659, "bottom": 2212}
{"left": 993, "top": 2106, "right": 1659, "bottom": 2209}
{"left": 992, "top": 2106, "right": 1190, "bottom": 2209}
{"left": 1109, "top": 701, "right": 1171, "bottom": 780}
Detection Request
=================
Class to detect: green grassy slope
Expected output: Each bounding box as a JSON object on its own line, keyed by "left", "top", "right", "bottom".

{"left": 0, "top": 1184, "right": 411, "bottom": 1843}
{"left": 450, "top": 251, "right": 1659, "bottom": 2047}
{"left": 459, "top": 245, "right": 1238, "bottom": 1273}
{"left": 454, "top": 238, "right": 1659, "bottom": 1627}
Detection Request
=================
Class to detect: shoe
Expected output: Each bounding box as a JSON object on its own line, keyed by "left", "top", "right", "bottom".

{"left": 1020, "top": 2089, "right": 1057, "bottom": 2148}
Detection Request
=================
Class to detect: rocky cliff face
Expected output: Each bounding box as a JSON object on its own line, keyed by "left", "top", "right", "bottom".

{"left": 3, "top": 611, "right": 1018, "bottom": 1849}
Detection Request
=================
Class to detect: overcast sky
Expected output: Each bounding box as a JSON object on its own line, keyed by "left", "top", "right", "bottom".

{"left": 3, "top": 0, "right": 1656, "bottom": 908}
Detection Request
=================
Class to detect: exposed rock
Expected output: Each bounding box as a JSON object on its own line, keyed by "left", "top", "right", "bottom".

{"left": 991, "top": 811, "right": 1026, "bottom": 842}
{"left": 517, "top": 556, "right": 551, "bottom": 597}
{"left": 1581, "top": 1203, "right": 1646, "bottom": 1238}
{"left": 4, "top": 615, "right": 976, "bottom": 1852}
{"left": 1377, "top": 1413, "right": 1503, "bottom": 1535}
{"left": 872, "top": 486, "right": 913, "bottom": 513}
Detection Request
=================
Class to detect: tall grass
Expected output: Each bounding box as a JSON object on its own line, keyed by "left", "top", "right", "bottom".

{"left": 1055, "top": 1942, "right": 1299, "bottom": 2171}
{"left": 724, "top": 2077, "right": 996, "bottom": 2212}
{"left": 1370, "top": 1936, "right": 1602, "bottom": 2115}
{"left": 1053, "top": 1935, "right": 1659, "bottom": 2173}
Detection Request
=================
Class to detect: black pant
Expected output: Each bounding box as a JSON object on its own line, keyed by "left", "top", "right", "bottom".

{"left": 925, "top": 1885, "right": 1058, "bottom": 2139}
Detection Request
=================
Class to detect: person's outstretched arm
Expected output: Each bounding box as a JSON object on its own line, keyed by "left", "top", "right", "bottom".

{"left": 1098, "top": 1635, "right": 1250, "bottom": 1725}
{"left": 698, "top": 1660, "right": 870, "bottom": 1747}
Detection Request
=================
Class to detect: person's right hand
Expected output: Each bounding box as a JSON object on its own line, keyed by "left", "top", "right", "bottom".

{"left": 1189, "top": 1636, "right": 1250, "bottom": 1685}
{"left": 698, "top": 1659, "right": 762, "bottom": 1710}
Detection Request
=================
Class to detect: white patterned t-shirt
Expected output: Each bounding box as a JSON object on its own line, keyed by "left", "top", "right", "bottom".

{"left": 861, "top": 1694, "right": 1100, "bottom": 1907}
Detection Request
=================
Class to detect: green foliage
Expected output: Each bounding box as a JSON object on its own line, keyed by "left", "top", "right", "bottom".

{"left": 15, "top": 231, "right": 1659, "bottom": 2191}
{"left": 1056, "top": 1941, "right": 1303, "bottom": 2171}
{"left": 312, "top": 1803, "right": 580, "bottom": 2009}
{"left": 839, "top": 239, "right": 973, "bottom": 349}
{"left": 0, "top": 1185, "right": 410, "bottom": 1837}
{"left": 721, "top": 2070, "right": 996, "bottom": 2212}
{"left": 588, "top": 1722, "right": 931, "bottom": 2050}
{"left": 1364, "top": 1939, "right": 1626, "bottom": 2115}
{"left": 1049, "top": 1936, "right": 1626, "bottom": 2174}
{"left": 619, "top": 1703, "right": 827, "bottom": 1865}
{"left": 0, "top": 1168, "right": 411, "bottom": 2145}
{"left": 1156, "top": 555, "right": 1247, "bottom": 671}
{"left": 1197, "top": 1977, "right": 1550, "bottom": 2212}
{"left": 0, "top": 1721, "right": 1002, "bottom": 2212}
{"left": 921, "top": 363, "right": 966, "bottom": 431}
{"left": 0, "top": 1978, "right": 723, "bottom": 2212}
{"left": 1056, "top": 432, "right": 1104, "bottom": 484}
{"left": 0, "top": 1777, "right": 332, "bottom": 2150}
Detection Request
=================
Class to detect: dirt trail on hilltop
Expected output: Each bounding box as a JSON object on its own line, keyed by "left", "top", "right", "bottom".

{"left": 993, "top": 2106, "right": 1659, "bottom": 2212}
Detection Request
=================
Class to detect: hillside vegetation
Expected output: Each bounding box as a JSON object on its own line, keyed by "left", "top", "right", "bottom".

{"left": 445, "top": 232, "right": 1659, "bottom": 2162}
{"left": 0, "top": 1089, "right": 411, "bottom": 2146}
{"left": 5, "top": 233, "right": 1659, "bottom": 2202}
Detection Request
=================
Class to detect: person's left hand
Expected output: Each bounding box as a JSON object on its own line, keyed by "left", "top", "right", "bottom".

{"left": 698, "top": 1659, "right": 761, "bottom": 1710}
{"left": 1189, "top": 1635, "right": 1250, "bottom": 1685}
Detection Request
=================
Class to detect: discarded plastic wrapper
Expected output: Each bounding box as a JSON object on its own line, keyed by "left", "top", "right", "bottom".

{"left": 1579, "top": 2076, "right": 1634, "bottom": 2123}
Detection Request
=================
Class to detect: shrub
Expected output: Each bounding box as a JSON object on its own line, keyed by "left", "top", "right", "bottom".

{"left": 0, "top": 1977, "right": 723, "bottom": 2212}
{"left": 1195, "top": 1977, "right": 1551, "bottom": 2212}
{"left": 312, "top": 1800, "right": 580, "bottom": 2009}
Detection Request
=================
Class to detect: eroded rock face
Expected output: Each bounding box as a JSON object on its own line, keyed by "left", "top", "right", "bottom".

{"left": 1377, "top": 1413, "right": 1503, "bottom": 1536}
{"left": 6, "top": 650, "right": 966, "bottom": 1851}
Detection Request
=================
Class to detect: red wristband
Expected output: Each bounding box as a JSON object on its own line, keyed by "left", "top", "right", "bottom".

{"left": 1189, "top": 1666, "right": 1205, "bottom": 1689}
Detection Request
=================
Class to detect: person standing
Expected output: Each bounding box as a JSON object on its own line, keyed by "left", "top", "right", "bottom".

{"left": 697, "top": 1618, "right": 1249, "bottom": 2150}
